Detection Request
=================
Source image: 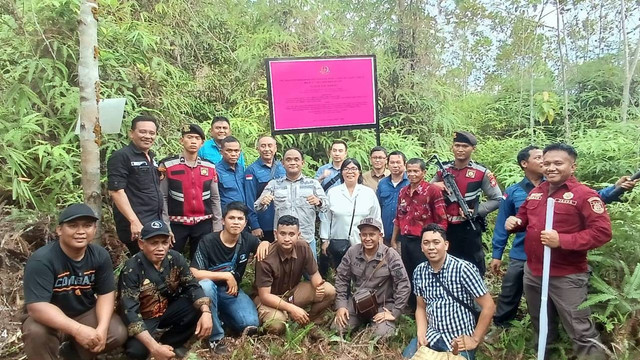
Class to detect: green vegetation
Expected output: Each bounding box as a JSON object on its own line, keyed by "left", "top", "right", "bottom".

{"left": 1, "top": 0, "right": 639, "bottom": 359}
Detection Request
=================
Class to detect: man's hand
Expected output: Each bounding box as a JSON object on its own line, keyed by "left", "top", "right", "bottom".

{"left": 130, "top": 220, "right": 143, "bottom": 241}
{"left": 373, "top": 307, "right": 396, "bottom": 323}
{"left": 417, "top": 332, "right": 429, "bottom": 347}
{"left": 195, "top": 312, "right": 213, "bottom": 339}
{"left": 252, "top": 228, "right": 264, "bottom": 239}
{"left": 288, "top": 305, "right": 310, "bottom": 325}
{"left": 616, "top": 176, "right": 639, "bottom": 191}
{"left": 168, "top": 231, "right": 175, "bottom": 246}
{"left": 458, "top": 208, "right": 474, "bottom": 219}
{"left": 150, "top": 343, "right": 175, "bottom": 360}
{"left": 225, "top": 272, "right": 238, "bottom": 296}
{"left": 320, "top": 169, "right": 332, "bottom": 181}
{"left": 489, "top": 259, "right": 502, "bottom": 275}
{"left": 260, "top": 194, "right": 275, "bottom": 206}
{"left": 306, "top": 195, "right": 321, "bottom": 206}
{"left": 432, "top": 181, "right": 447, "bottom": 193}
{"left": 390, "top": 239, "right": 399, "bottom": 253}
{"left": 255, "top": 241, "right": 270, "bottom": 262}
{"left": 334, "top": 307, "right": 349, "bottom": 328}
{"left": 540, "top": 230, "right": 560, "bottom": 248}
{"left": 453, "top": 335, "right": 480, "bottom": 351}
{"left": 314, "top": 281, "right": 326, "bottom": 301}
{"left": 88, "top": 325, "right": 108, "bottom": 353}
{"left": 321, "top": 240, "right": 330, "bottom": 255}
{"left": 505, "top": 216, "right": 522, "bottom": 231}
{"left": 72, "top": 324, "right": 101, "bottom": 350}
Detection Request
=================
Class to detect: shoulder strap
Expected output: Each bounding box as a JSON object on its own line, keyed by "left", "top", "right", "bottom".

{"left": 230, "top": 235, "right": 243, "bottom": 271}
{"left": 364, "top": 248, "right": 389, "bottom": 285}
{"left": 137, "top": 253, "right": 174, "bottom": 299}
{"left": 433, "top": 272, "right": 477, "bottom": 317}
{"left": 322, "top": 172, "right": 342, "bottom": 191}
{"left": 347, "top": 196, "right": 357, "bottom": 241}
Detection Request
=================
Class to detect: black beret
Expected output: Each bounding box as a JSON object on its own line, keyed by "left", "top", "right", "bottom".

{"left": 453, "top": 131, "right": 477, "bottom": 146}
{"left": 181, "top": 124, "right": 205, "bottom": 139}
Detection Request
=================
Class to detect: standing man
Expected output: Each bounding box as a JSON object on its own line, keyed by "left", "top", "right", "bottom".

{"left": 376, "top": 151, "right": 409, "bottom": 246}
{"left": 191, "top": 201, "right": 269, "bottom": 355}
{"left": 159, "top": 124, "right": 223, "bottom": 260}
{"left": 362, "top": 146, "right": 390, "bottom": 191}
{"left": 333, "top": 217, "right": 410, "bottom": 340}
{"left": 119, "top": 220, "right": 212, "bottom": 360}
{"left": 198, "top": 116, "right": 246, "bottom": 169}
{"left": 22, "top": 203, "right": 127, "bottom": 360}
{"left": 489, "top": 146, "right": 544, "bottom": 329}
{"left": 506, "top": 143, "right": 612, "bottom": 359}
{"left": 108, "top": 115, "right": 164, "bottom": 254}
{"left": 390, "top": 158, "right": 448, "bottom": 311}
{"left": 402, "top": 224, "right": 495, "bottom": 359}
{"left": 255, "top": 148, "right": 328, "bottom": 258}
{"left": 216, "top": 136, "right": 247, "bottom": 213}
{"left": 254, "top": 215, "right": 336, "bottom": 335}
{"left": 432, "top": 131, "right": 502, "bottom": 276}
{"left": 245, "top": 135, "right": 286, "bottom": 242}
{"left": 315, "top": 140, "right": 348, "bottom": 191}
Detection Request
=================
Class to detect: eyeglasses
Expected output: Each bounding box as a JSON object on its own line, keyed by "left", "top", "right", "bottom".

{"left": 371, "top": 156, "right": 387, "bottom": 161}
{"left": 342, "top": 167, "right": 360, "bottom": 173}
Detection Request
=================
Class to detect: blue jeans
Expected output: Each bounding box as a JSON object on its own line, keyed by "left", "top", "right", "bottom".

{"left": 199, "top": 279, "right": 259, "bottom": 341}
{"left": 402, "top": 337, "right": 476, "bottom": 359}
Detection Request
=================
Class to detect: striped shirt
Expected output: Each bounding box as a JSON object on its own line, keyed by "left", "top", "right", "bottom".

{"left": 413, "top": 255, "right": 488, "bottom": 350}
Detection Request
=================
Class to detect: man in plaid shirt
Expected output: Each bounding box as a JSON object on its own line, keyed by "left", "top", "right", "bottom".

{"left": 402, "top": 223, "right": 495, "bottom": 359}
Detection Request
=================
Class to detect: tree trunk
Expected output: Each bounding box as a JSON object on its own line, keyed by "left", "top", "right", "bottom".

{"left": 78, "top": 0, "right": 103, "bottom": 241}
{"left": 620, "top": 0, "right": 640, "bottom": 123}
{"left": 556, "top": 0, "right": 571, "bottom": 141}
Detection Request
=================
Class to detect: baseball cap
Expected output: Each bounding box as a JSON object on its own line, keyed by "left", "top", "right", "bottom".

{"left": 357, "top": 217, "right": 383, "bottom": 232}
{"left": 141, "top": 220, "right": 170, "bottom": 240}
{"left": 58, "top": 203, "right": 99, "bottom": 224}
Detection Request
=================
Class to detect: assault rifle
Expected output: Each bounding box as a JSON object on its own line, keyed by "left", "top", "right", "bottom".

{"left": 608, "top": 169, "right": 640, "bottom": 199}
{"left": 429, "top": 154, "right": 476, "bottom": 230}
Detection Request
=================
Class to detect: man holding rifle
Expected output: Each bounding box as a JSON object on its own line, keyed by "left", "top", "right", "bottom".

{"left": 432, "top": 131, "right": 502, "bottom": 276}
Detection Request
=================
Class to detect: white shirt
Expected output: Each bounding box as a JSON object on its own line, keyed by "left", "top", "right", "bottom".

{"left": 320, "top": 184, "right": 382, "bottom": 245}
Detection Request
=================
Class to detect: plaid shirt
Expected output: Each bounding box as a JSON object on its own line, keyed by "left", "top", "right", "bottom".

{"left": 413, "top": 255, "right": 487, "bottom": 350}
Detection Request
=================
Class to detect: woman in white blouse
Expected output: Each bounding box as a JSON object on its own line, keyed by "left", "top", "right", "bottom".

{"left": 320, "top": 158, "right": 382, "bottom": 270}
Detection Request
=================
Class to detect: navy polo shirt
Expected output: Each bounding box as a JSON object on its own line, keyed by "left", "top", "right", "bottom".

{"left": 216, "top": 159, "right": 247, "bottom": 213}
{"left": 244, "top": 159, "right": 286, "bottom": 231}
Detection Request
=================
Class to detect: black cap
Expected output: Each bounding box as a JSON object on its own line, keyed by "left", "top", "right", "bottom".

{"left": 453, "top": 131, "right": 477, "bottom": 146}
{"left": 58, "top": 203, "right": 99, "bottom": 224}
{"left": 181, "top": 124, "right": 205, "bottom": 139}
{"left": 141, "top": 220, "right": 170, "bottom": 240}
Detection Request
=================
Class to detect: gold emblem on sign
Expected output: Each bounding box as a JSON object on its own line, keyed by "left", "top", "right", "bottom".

{"left": 466, "top": 169, "right": 476, "bottom": 178}
{"left": 563, "top": 192, "right": 574, "bottom": 200}
{"left": 182, "top": 124, "right": 190, "bottom": 132}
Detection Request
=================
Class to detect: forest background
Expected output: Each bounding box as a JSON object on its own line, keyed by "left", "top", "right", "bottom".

{"left": 1, "top": 0, "right": 640, "bottom": 359}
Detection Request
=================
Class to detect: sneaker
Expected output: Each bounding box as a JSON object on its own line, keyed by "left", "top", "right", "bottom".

{"left": 58, "top": 341, "right": 80, "bottom": 360}
{"left": 209, "top": 339, "right": 230, "bottom": 355}
{"left": 242, "top": 325, "right": 258, "bottom": 337}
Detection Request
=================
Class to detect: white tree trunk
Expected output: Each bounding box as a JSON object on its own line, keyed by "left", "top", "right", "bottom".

{"left": 556, "top": 0, "right": 571, "bottom": 141}
{"left": 78, "top": 0, "right": 102, "bottom": 241}
{"left": 620, "top": 0, "right": 640, "bottom": 123}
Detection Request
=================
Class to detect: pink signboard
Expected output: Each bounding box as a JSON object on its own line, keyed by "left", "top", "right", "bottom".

{"left": 266, "top": 56, "right": 378, "bottom": 134}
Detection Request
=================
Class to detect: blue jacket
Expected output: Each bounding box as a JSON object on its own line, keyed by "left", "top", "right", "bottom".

{"left": 376, "top": 173, "right": 409, "bottom": 241}
{"left": 216, "top": 160, "right": 247, "bottom": 213}
{"left": 199, "top": 139, "right": 246, "bottom": 169}
{"left": 491, "top": 177, "right": 535, "bottom": 261}
{"left": 598, "top": 185, "right": 621, "bottom": 205}
{"left": 315, "top": 163, "right": 342, "bottom": 191}
{"left": 244, "top": 159, "right": 286, "bottom": 231}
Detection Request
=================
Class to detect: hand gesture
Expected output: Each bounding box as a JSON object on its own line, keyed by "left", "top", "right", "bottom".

{"left": 540, "top": 229, "right": 560, "bottom": 248}
{"left": 72, "top": 324, "right": 101, "bottom": 351}
{"left": 288, "top": 305, "right": 310, "bottom": 325}
{"left": 373, "top": 307, "right": 395, "bottom": 323}
{"left": 195, "top": 313, "right": 213, "bottom": 339}
{"left": 150, "top": 343, "right": 175, "bottom": 360}
{"left": 334, "top": 307, "right": 350, "bottom": 328}
{"left": 306, "top": 195, "right": 321, "bottom": 206}
{"left": 260, "top": 194, "right": 275, "bottom": 206}
{"left": 489, "top": 259, "right": 502, "bottom": 275}
{"left": 505, "top": 216, "right": 522, "bottom": 231}
{"left": 255, "top": 241, "right": 270, "bottom": 262}
{"left": 225, "top": 272, "right": 238, "bottom": 296}
{"left": 453, "top": 335, "right": 480, "bottom": 352}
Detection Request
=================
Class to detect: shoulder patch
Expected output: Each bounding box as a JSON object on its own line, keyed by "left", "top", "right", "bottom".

{"left": 470, "top": 161, "right": 488, "bottom": 172}
{"left": 487, "top": 171, "right": 497, "bottom": 187}
{"left": 245, "top": 174, "right": 254, "bottom": 181}
{"left": 587, "top": 196, "right": 605, "bottom": 214}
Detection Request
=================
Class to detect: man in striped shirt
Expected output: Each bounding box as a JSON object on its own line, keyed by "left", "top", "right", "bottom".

{"left": 403, "top": 223, "right": 495, "bottom": 359}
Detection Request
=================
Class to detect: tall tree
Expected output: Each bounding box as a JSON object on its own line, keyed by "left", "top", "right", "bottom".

{"left": 78, "top": 0, "right": 103, "bottom": 240}
{"left": 556, "top": 0, "right": 571, "bottom": 140}
{"left": 620, "top": 0, "right": 640, "bottom": 123}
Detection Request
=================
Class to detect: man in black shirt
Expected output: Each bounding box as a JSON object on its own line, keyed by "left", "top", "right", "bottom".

{"left": 22, "top": 203, "right": 127, "bottom": 360}
{"left": 191, "top": 201, "right": 269, "bottom": 354}
{"left": 107, "top": 115, "right": 164, "bottom": 254}
{"left": 118, "top": 220, "right": 212, "bottom": 360}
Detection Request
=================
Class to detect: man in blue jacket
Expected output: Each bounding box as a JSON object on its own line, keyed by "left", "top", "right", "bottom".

{"left": 244, "top": 136, "right": 286, "bottom": 242}
{"left": 376, "top": 151, "right": 409, "bottom": 246}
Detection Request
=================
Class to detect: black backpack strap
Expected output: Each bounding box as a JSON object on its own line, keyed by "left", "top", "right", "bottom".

{"left": 433, "top": 272, "right": 478, "bottom": 319}
{"left": 322, "top": 172, "right": 342, "bottom": 191}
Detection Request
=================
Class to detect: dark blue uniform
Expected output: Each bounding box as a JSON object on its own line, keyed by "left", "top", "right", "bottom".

{"left": 216, "top": 160, "right": 247, "bottom": 213}
{"left": 244, "top": 159, "right": 285, "bottom": 240}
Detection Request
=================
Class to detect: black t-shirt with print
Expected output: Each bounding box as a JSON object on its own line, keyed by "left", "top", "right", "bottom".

{"left": 191, "top": 231, "right": 260, "bottom": 284}
{"left": 23, "top": 241, "right": 115, "bottom": 317}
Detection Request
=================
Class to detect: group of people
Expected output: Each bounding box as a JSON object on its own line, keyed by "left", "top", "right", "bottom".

{"left": 21, "top": 114, "right": 638, "bottom": 360}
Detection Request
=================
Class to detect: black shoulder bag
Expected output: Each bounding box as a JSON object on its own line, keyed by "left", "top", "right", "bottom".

{"left": 433, "top": 272, "right": 480, "bottom": 323}
{"left": 327, "top": 197, "right": 356, "bottom": 267}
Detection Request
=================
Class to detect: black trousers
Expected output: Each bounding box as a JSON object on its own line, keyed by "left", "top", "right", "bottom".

{"left": 494, "top": 258, "right": 525, "bottom": 327}
{"left": 171, "top": 221, "right": 213, "bottom": 260}
{"left": 115, "top": 224, "right": 141, "bottom": 255}
{"left": 124, "top": 297, "right": 201, "bottom": 359}
{"left": 319, "top": 240, "right": 349, "bottom": 278}
{"left": 446, "top": 220, "right": 486, "bottom": 276}
{"left": 400, "top": 234, "right": 425, "bottom": 311}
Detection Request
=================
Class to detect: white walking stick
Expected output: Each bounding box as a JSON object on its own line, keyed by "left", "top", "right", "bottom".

{"left": 537, "top": 197, "right": 555, "bottom": 360}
